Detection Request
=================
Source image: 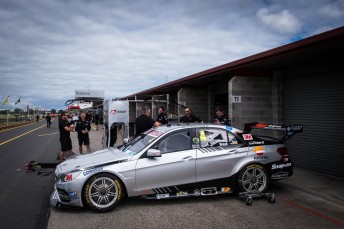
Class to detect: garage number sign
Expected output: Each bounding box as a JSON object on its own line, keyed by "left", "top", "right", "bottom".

{"left": 232, "top": 96, "right": 241, "bottom": 103}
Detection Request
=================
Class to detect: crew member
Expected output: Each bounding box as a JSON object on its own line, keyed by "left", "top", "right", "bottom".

{"left": 135, "top": 106, "right": 160, "bottom": 137}
{"left": 214, "top": 106, "right": 231, "bottom": 126}
{"left": 75, "top": 112, "right": 91, "bottom": 154}
{"left": 180, "top": 107, "right": 201, "bottom": 123}
{"left": 59, "top": 111, "right": 74, "bottom": 161}
{"left": 156, "top": 107, "right": 168, "bottom": 125}
{"left": 45, "top": 115, "right": 51, "bottom": 128}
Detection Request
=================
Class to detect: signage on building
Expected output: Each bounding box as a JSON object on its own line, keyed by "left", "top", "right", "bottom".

{"left": 232, "top": 96, "right": 241, "bottom": 103}
{"left": 75, "top": 90, "right": 104, "bottom": 99}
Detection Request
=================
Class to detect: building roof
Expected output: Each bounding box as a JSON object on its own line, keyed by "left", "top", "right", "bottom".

{"left": 121, "top": 26, "right": 344, "bottom": 99}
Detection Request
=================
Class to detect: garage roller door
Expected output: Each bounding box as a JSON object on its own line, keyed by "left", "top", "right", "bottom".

{"left": 284, "top": 75, "right": 344, "bottom": 179}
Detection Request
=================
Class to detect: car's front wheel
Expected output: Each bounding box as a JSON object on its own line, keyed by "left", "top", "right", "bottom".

{"left": 237, "top": 164, "right": 269, "bottom": 192}
{"left": 83, "top": 173, "right": 123, "bottom": 212}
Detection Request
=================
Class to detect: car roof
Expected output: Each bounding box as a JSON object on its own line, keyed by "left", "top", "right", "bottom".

{"left": 154, "top": 123, "right": 243, "bottom": 133}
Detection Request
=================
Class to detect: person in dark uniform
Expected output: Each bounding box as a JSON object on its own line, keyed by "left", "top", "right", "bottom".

{"left": 45, "top": 115, "right": 51, "bottom": 128}
{"left": 94, "top": 113, "right": 100, "bottom": 130}
{"left": 214, "top": 106, "right": 231, "bottom": 126}
{"left": 180, "top": 107, "right": 201, "bottom": 123}
{"left": 36, "top": 114, "right": 40, "bottom": 123}
{"left": 59, "top": 111, "right": 74, "bottom": 161}
{"left": 156, "top": 107, "right": 168, "bottom": 125}
{"left": 104, "top": 122, "right": 118, "bottom": 147}
{"left": 135, "top": 106, "right": 160, "bottom": 137}
{"left": 75, "top": 112, "right": 91, "bottom": 154}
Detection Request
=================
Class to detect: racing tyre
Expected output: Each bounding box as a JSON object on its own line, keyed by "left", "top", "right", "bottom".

{"left": 83, "top": 173, "right": 123, "bottom": 212}
{"left": 237, "top": 164, "right": 269, "bottom": 192}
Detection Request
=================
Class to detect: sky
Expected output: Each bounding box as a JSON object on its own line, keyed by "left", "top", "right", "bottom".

{"left": 0, "top": 0, "right": 343, "bottom": 110}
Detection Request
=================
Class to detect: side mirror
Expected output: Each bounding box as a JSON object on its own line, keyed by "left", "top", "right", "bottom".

{"left": 147, "top": 149, "right": 161, "bottom": 157}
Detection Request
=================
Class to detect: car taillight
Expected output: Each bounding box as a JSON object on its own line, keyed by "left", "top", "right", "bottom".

{"left": 277, "top": 147, "right": 289, "bottom": 162}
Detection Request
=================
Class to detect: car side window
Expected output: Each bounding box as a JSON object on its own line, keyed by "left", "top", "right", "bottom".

{"left": 227, "top": 131, "right": 244, "bottom": 145}
{"left": 155, "top": 131, "right": 191, "bottom": 154}
{"left": 196, "top": 128, "right": 229, "bottom": 148}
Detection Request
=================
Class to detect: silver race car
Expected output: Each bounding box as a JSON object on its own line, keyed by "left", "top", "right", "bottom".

{"left": 51, "top": 122, "right": 302, "bottom": 212}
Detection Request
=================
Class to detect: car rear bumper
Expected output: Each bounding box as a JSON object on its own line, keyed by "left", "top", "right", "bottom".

{"left": 267, "top": 161, "right": 293, "bottom": 180}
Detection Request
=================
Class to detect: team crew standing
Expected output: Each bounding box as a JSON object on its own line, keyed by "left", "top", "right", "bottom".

{"left": 75, "top": 112, "right": 92, "bottom": 154}
{"left": 59, "top": 111, "right": 74, "bottom": 161}
{"left": 156, "top": 107, "right": 168, "bottom": 125}
{"left": 135, "top": 106, "right": 160, "bottom": 137}
{"left": 180, "top": 107, "right": 201, "bottom": 123}
{"left": 214, "top": 106, "right": 231, "bottom": 126}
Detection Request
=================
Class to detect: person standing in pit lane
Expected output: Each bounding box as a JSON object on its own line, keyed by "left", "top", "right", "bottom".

{"left": 156, "top": 107, "right": 168, "bottom": 125}
{"left": 214, "top": 106, "right": 231, "bottom": 126}
{"left": 59, "top": 111, "right": 74, "bottom": 161}
{"left": 75, "top": 112, "right": 92, "bottom": 154}
{"left": 45, "top": 115, "right": 51, "bottom": 128}
{"left": 180, "top": 107, "right": 201, "bottom": 123}
{"left": 135, "top": 106, "right": 160, "bottom": 137}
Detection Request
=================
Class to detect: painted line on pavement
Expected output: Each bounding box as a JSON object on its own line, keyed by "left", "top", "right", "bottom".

{"left": 284, "top": 199, "right": 344, "bottom": 227}
{"left": 38, "top": 132, "right": 59, "bottom": 137}
{"left": 0, "top": 124, "right": 46, "bottom": 146}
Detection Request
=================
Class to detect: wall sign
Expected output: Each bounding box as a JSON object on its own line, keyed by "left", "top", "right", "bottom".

{"left": 232, "top": 96, "right": 241, "bottom": 103}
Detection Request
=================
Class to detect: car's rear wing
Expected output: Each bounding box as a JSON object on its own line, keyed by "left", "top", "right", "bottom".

{"left": 244, "top": 122, "right": 303, "bottom": 143}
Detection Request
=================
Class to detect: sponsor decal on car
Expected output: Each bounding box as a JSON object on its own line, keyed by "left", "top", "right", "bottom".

{"left": 271, "top": 171, "right": 289, "bottom": 179}
{"left": 192, "top": 137, "right": 200, "bottom": 144}
{"left": 69, "top": 192, "right": 78, "bottom": 198}
{"left": 271, "top": 163, "right": 292, "bottom": 170}
{"left": 253, "top": 146, "right": 265, "bottom": 156}
{"left": 248, "top": 141, "right": 265, "bottom": 145}
{"left": 254, "top": 155, "right": 268, "bottom": 160}
{"left": 176, "top": 191, "right": 188, "bottom": 197}
{"left": 83, "top": 167, "right": 103, "bottom": 176}
{"left": 147, "top": 130, "right": 164, "bottom": 137}
{"left": 156, "top": 193, "right": 170, "bottom": 199}
{"left": 242, "top": 134, "right": 253, "bottom": 141}
{"left": 221, "top": 187, "right": 231, "bottom": 193}
{"left": 193, "top": 189, "right": 201, "bottom": 196}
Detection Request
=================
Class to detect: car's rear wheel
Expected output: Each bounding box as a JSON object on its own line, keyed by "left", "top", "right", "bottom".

{"left": 83, "top": 173, "right": 123, "bottom": 212}
{"left": 237, "top": 164, "right": 269, "bottom": 192}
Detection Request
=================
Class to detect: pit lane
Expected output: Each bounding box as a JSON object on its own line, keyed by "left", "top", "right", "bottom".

{"left": 48, "top": 168, "right": 344, "bottom": 228}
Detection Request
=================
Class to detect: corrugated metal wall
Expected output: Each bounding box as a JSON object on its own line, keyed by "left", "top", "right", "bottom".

{"left": 284, "top": 74, "right": 344, "bottom": 179}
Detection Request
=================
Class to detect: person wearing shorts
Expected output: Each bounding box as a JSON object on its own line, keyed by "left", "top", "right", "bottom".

{"left": 75, "top": 112, "right": 91, "bottom": 154}
{"left": 59, "top": 111, "right": 74, "bottom": 161}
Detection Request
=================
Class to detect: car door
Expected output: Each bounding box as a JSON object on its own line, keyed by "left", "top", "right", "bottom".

{"left": 135, "top": 129, "right": 196, "bottom": 192}
{"left": 195, "top": 127, "right": 248, "bottom": 183}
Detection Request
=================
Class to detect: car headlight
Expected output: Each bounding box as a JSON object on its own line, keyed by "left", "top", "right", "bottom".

{"left": 61, "top": 170, "right": 82, "bottom": 182}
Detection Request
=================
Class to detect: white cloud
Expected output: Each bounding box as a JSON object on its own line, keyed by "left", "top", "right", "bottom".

{"left": 256, "top": 8, "right": 302, "bottom": 34}
{"left": 0, "top": 0, "right": 343, "bottom": 110}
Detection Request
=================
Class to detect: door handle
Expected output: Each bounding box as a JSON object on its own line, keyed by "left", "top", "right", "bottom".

{"left": 181, "top": 156, "right": 193, "bottom": 162}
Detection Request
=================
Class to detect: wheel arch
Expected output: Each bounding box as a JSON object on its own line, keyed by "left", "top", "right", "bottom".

{"left": 229, "top": 157, "right": 267, "bottom": 177}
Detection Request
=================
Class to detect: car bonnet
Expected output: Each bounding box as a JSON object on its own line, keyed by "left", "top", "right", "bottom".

{"left": 56, "top": 147, "right": 131, "bottom": 174}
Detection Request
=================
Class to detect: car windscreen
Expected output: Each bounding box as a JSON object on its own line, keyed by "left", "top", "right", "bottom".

{"left": 120, "top": 129, "right": 164, "bottom": 155}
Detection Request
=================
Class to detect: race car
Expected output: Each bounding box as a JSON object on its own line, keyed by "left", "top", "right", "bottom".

{"left": 50, "top": 122, "right": 302, "bottom": 212}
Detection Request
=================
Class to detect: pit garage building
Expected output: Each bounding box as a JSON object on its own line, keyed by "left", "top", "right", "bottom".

{"left": 121, "top": 26, "right": 344, "bottom": 179}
